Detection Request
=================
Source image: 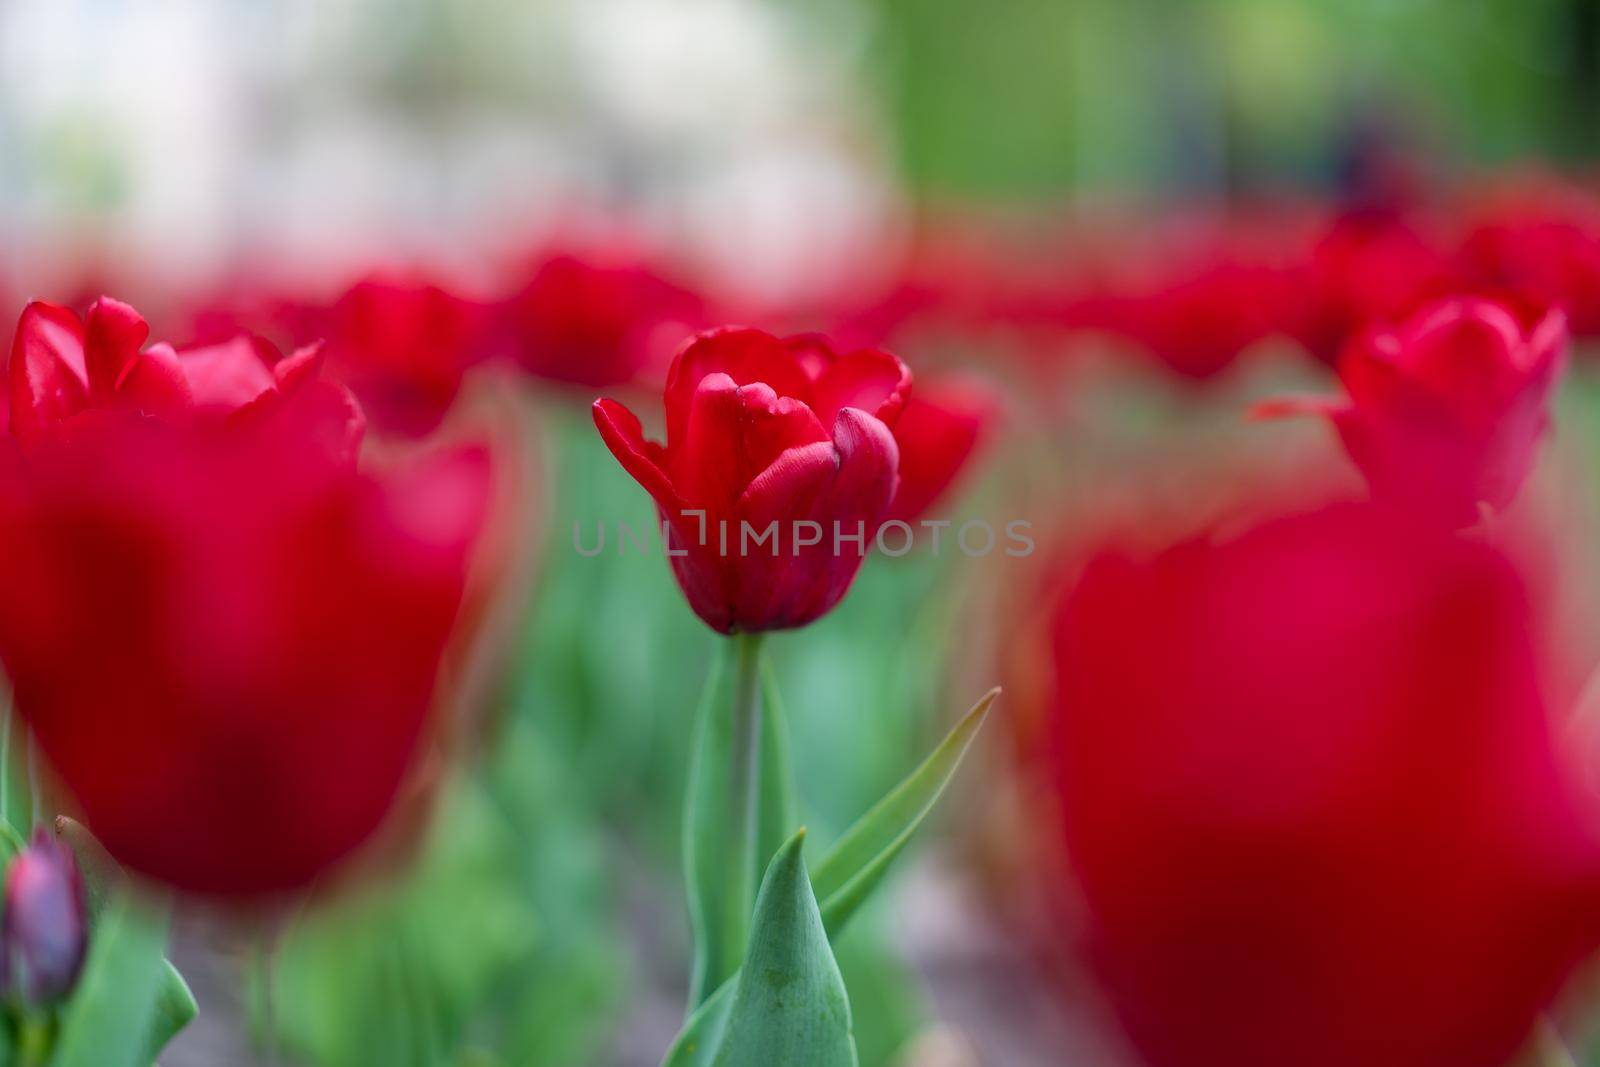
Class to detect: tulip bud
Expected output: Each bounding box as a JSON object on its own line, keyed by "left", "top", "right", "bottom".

{"left": 0, "top": 829, "right": 88, "bottom": 1007}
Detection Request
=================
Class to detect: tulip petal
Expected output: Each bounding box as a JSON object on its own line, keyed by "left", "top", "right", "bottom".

{"left": 374, "top": 444, "right": 492, "bottom": 558}
{"left": 809, "top": 347, "right": 913, "bottom": 429}
{"left": 885, "top": 375, "right": 997, "bottom": 524}
{"left": 114, "top": 344, "right": 193, "bottom": 423}
{"left": 592, "top": 398, "right": 681, "bottom": 511}
{"left": 729, "top": 382, "right": 830, "bottom": 482}
{"left": 730, "top": 409, "right": 898, "bottom": 630}
{"left": 829, "top": 407, "right": 900, "bottom": 523}
{"left": 9, "top": 302, "right": 88, "bottom": 446}
{"left": 665, "top": 328, "right": 813, "bottom": 449}
{"left": 82, "top": 298, "right": 150, "bottom": 404}
{"left": 177, "top": 335, "right": 276, "bottom": 412}
{"left": 273, "top": 341, "right": 326, "bottom": 394}
{"left": 675, "top": 373, "right": 749, "bottom": 516}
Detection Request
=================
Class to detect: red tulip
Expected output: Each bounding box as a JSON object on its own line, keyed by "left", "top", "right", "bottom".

{"left": 1087, "top": 227, "right": 1287, "bottom": 380}
{"left": 504, "top": 252, "right": 702, "bottom": 388}
{"left": 8, "top": 297, "right": 362, "bottom": 459}
{"left": 1047, "top": 503, "right": 1600, "bottom": 1067}
{"left": 0, "top": 300, "right": 490, "bottom": 896}
{"left": 883, "top": 373, "right": 998, "bottom": 525}
{"left": 593, "top": 328, "right": 906, "bottom": 633}
{"left": 1280, "top": 212, "right": 1458, "bottom": 365}
{"left": 0, "top": 830, "right": 86, "bottom": 1006}
{"left": 298, "top": 276, "right": 487, "bottom": 436}
{"left": 1457, "top": 181, "right": 1600, "bottom": 340}
{"left": 1262, "top": 297, "right": 1566, "bottom": 526}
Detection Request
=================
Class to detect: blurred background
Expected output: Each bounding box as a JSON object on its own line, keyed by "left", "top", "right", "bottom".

{"left": 6, "top": 2, "right": 1600, "bottom": 1065}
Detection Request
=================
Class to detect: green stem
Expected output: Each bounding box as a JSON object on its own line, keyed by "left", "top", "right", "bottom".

{"left": 16, "top": 1014, "right": 53, "bottom": 1067}
{"left": 726, "top": 633, "right": 765, "bottom": 945}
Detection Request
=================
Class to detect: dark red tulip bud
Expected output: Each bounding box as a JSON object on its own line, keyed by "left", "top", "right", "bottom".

{"left": 0, "top": 830, "right": 87, "bottom": 1007}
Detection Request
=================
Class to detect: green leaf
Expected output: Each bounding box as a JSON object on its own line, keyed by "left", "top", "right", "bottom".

{"left": 141, "top": 961, "right": 198, "bottom": 1065}
{"left": 0, "top": 697, "right": 32, "bottom": 839}
{"left": 52, "top": 817, "right": 116, "bottom": 921}
{"left": 661, "top": 980, "right": 735, "bottom": 1067}
{"left": 710, "top": 830, "right": 855, "bottom": 1067}
{"left": 50, "top": 894, "right": 170, "bottom": 1067}
{"left": 683, "top": 635, "right": 795, "bottom": 1009}
{"left": 52, "top": 817, "right": 197, "bottom": 1062}
{"left": 664, "top": 688, "right": 996, "bottom": 1066}
{"left": 814, "top": 688, "right": 998, "bottom": 936}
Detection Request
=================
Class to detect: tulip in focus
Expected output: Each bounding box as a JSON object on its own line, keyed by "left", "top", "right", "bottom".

{"left": 1046, "top": 503, "right": 1600, "bottom": 1067}
{"left": 0, "top": 831, "right": 86, "bottom": 1007}
{"left": 594, "top": 327, "right": 906, "bottom": 633}
{"left": 1262, "top": 296, "right": 1566, "bottom": 526}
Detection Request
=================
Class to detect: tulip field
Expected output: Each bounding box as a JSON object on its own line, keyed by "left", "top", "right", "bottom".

{"left": 11, "top": 2, "right": 1600, "bottom": 1066}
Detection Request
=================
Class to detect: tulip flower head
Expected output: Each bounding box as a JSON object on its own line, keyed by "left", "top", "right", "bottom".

{"left": 1260, "top": 296, "right": 1566, "bottom": 526}
{"left": 0, "top": 297, "right": 489, "bottom": 897}
{"left": 8, "top": 297, "right": 363, "bottom": 460}
{"left": 594, "top": 328, "right": 907, "bottom": 633}
{"left": 1281, "top": 212, "right": 1458, "bottom": 365}
{"left": 304, "top": 276, "right": 487, "bottom": 437}
{"left": 0, "top": 831, "right": 87, "bottom": 1007}
{"left": 1047, "top": 504, "right": 1600, "bottom": 1067}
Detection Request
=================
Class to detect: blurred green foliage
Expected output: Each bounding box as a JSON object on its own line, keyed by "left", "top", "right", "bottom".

{"left": 864, "top": 0, "right": 1595, "bottom": 199}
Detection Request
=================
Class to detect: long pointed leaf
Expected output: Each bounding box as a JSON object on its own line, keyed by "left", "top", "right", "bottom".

{"left": 711, "top": 830, "right": 855, "bottom": 1067}
{"left": 142, "top": 961, "right": 199, "bottom": 1065}
{"left": 661, "top": 977, "right": 736, "bottom": 1067}
{"left": 49, "top": 894, "right": 170, "bottom": 1067}
{"left": 813, "top": 688, "right": 998, "bottom": 933}
{"left": 663, "top": 688, "right": 996, "bottom": 1065}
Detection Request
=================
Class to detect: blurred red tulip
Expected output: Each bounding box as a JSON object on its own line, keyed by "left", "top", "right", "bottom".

{"left": 884, "top": 373, "right": 999, "bottom": 525}
{"left": 0, "top": 830, "right": 86, "bottom": 1006}
{"left": 1087, "top": 229, "right": 1287, "bottom": 380}
{"left": 593, "top": 328, "right": 905, "bottom": 633}
{"left": 503, "top": 252, "right": 703, "bottom": 388}
{"left": 8, "top": 297, "right": 363, "bottom": 459}
{"left": 1263, "top": 297, "right": 1566, "bottom": 526}
{"left": 1048, "top": 503, "right": 1600, "bottom": 1067}
{"left": 298, "top": 276, "right": 488, "bottom": 437}
{"left": 1457, "top": 180, "right": 1600, "bottom": 340}
{"left": 0, "top": 303, "right": 490, "bottom": 895}
{"left": 1280, "top": 212, "right": 1458, "bottom": 365}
